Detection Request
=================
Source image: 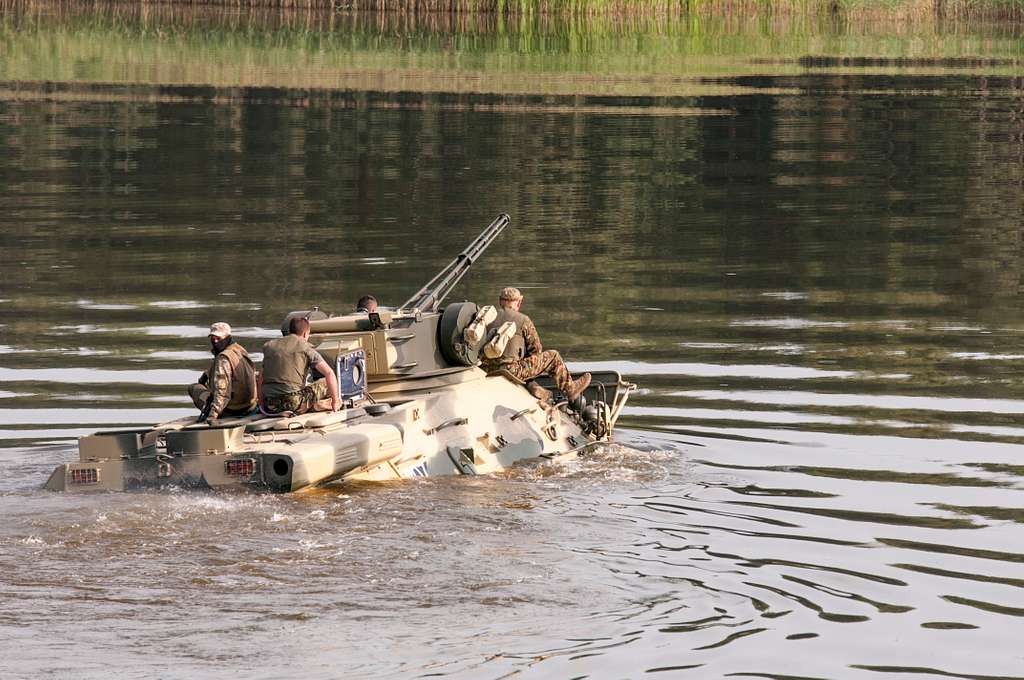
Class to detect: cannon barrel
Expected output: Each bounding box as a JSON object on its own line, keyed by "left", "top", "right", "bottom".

{"left": 400, "top": 213, "right": 510, "bottom": 313}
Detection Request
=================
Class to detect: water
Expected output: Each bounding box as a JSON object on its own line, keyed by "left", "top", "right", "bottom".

{"left": 2, "top": 5, "right": 1023, "bottom": 678}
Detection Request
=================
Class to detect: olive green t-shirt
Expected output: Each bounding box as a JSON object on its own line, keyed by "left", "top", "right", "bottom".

{"left": 261, "top": 335, "right": 324, "bottom": 398}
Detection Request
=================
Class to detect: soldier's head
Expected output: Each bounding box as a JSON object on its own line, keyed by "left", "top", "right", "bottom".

{"left": 288, "top": 317, "right": 311, "bottom": 340}
{"left": 208, "top": 322, "right": 232, "bottom": 354}
{"left": 356, "top": 295, "right": 378, "bottom": 313}
{"left": 499, "top": 287, "right": 523, "bottom": 311}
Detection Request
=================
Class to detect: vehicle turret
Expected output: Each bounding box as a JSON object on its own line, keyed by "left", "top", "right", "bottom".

{"left": 281, "top": 214, "right": 510, "bottom": 384}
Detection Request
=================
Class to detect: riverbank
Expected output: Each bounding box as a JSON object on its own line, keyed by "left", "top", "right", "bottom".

{"left": 4, "top": 0, "right": 1024, "bottom": 99}
{"left": 5, "top": 2, "right": 1024, "bottom": 102}
{"left": 4, "top": 0, "right": 1024, "bottom": 20}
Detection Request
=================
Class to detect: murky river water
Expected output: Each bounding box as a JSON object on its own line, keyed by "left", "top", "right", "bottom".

{"left": 2, "top": 5, "right": 1024, "bottom": 678}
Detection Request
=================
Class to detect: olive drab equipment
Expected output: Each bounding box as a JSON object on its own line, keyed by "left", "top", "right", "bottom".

{"left": 463, "top": 305, "right": 497, "bottom": 345}
{"left": 483, "top": 321, "right": 517, "bottom": 359}
{"left": 480, "top": 307, "right": 528, "bottom": 363}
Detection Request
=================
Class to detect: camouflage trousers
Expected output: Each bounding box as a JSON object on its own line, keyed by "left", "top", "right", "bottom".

{"left": 262, "top": 378, "right": 331, "bottom": 415}
{"left": 188, "top": 383, "right": 211, "bottom": 410}
{"left": 187, "top": 383, "right": 252, "bottom": 417}
{"left": 496, "top": 350, "right": 575, "bottom": 394}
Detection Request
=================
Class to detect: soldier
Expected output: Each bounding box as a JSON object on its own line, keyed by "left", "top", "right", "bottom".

{"left": 187, "top": 322, "right": 257, "bottom": 422}
{"left": 355, "top": 295, "right": 378, "bottom": 313}
{"left": 258, "top": 317, "right": 341, "bottom": 415}
{"left": 479, "top": 287, "right": 591, "bottom": 401}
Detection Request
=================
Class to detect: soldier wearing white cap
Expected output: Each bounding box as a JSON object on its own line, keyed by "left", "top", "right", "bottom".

{"left": 478, "top": 287, "right": 591, "bottom": 401}
{"left": 187, "top": 321, "right": 257, "bottom": 421}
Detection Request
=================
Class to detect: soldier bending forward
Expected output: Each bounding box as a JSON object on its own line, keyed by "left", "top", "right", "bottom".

{"left": 479, "top": 287, "right": 591, "bottom": 401}
{"left": 259, "top": 317, "right": 341, "bottom": 415}
{"left": 188, "top": 322, "right": 257, "bottom": 422}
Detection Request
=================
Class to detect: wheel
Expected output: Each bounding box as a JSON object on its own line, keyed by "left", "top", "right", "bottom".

{"left": 437, "top": 301, "right": 480, "bottom": 366}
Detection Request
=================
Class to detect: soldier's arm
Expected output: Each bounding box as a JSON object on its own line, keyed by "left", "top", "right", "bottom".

{"left": 523, "top": 319, "right": 543, "bottom": 356}
{"left": 314, "top": 357, "right": 341, "bottom": 412}
{"left": 205, "top": 354, "right": 234, "bottom": 420}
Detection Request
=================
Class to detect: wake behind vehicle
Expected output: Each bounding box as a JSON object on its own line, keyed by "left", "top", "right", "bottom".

{"left": 45, "top": 215, "right": 636, "bottom": 493}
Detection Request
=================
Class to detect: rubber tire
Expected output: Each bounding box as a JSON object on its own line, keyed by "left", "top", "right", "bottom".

{"left": 437, "top": 301, "right": 480, "bottom": 366}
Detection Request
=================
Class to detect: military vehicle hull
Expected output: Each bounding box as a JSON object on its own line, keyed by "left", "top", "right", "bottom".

{"left": 44, "top": 215, "right": 637, "bottom": 494}
{"left": 45, "top": 368, "right": 634, "bottom": 493}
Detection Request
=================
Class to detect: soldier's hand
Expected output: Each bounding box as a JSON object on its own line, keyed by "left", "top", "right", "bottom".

{"left": 198, "top": 373, "right": 209, "bottom": 386}
{"left": 330, "top": 397, "right": 342, "bottom": 412}
{"left": 199, "top": 396, "right": 213, "bottom": 422}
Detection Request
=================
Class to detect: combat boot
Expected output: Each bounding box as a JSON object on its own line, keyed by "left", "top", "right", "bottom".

{"left": 526, "top": 381, "right": 553, "bottom": 402}
{"left": 563, "top": 373, "right": 591, "bottom": 402}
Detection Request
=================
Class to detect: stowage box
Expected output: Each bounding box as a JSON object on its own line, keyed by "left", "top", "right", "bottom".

{"left": 165, "top": 426, "right": 245, "bottom": 455}
{"left": 79, "top": 430, "right": 155, "bottom": 461}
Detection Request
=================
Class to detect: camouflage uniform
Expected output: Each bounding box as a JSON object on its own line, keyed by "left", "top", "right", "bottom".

{"left": 479, "top": 308, "right": 575, "bottom": 394}
{"left": 261, "top": 334, "right": 331, "bottom": 416}
{"left": 262, "top": 379, "right": 330, "bottom": 415}
{"left": 187, "top": 341, "right": 257, "bottom": 420}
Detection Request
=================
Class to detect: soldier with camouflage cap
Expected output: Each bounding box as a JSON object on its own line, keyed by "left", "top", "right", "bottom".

{"left": 187, "top": 322, "right": 257, "bottom": 422}
{"left": 479, "top": 287, "right": 591, "bottom": 401}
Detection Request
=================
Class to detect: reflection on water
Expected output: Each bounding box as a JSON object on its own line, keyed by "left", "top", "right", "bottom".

{"left": 2, "top": 4, "right": 1024, "bottom": 679}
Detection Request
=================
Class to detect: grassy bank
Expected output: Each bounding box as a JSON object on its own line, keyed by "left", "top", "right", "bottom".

{"left": 4, "top": 0, "right": 1024, "bottom": 19}
{"left": 3, "top": 0, "right": 1024, "bottom": 98}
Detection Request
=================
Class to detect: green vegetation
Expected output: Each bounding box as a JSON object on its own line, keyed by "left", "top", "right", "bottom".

{"left": 7, "top": 0, "right": 1024, "bottom": 18}
{"left": 3, "top": 0, "right": 1024, "bottom": 98}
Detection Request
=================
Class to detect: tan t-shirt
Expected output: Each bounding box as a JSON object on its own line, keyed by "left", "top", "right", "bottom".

{"left": 261, "top": 335, "right": 324, "bottom": 398}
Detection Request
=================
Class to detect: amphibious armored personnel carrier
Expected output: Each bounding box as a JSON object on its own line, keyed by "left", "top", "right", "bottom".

{"left": 45, "top": 215, "right": 636, "bottom": 493}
